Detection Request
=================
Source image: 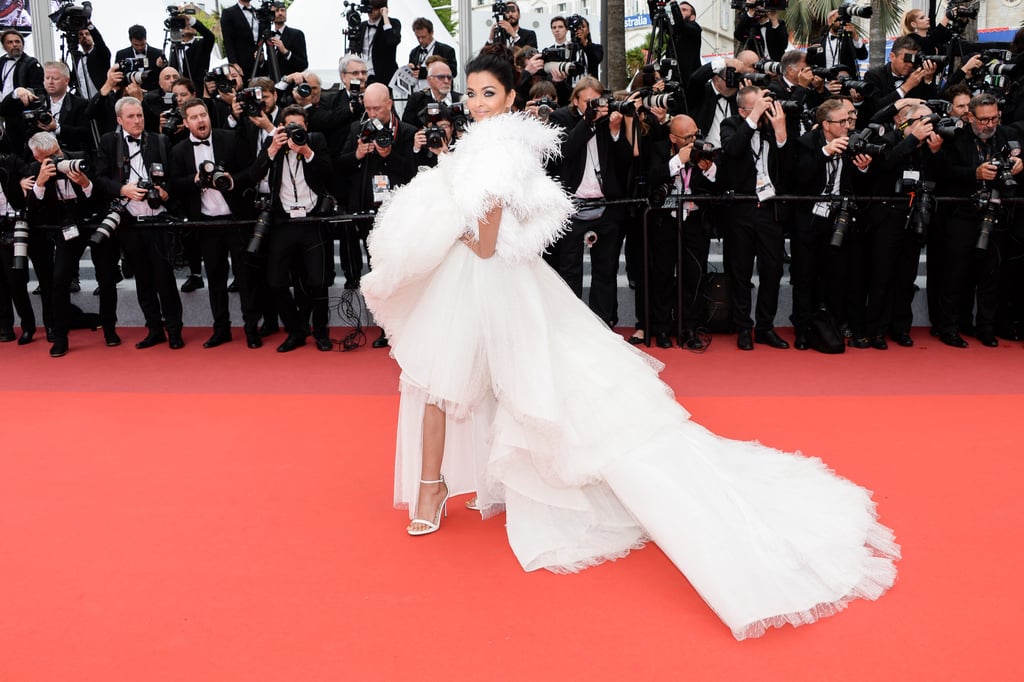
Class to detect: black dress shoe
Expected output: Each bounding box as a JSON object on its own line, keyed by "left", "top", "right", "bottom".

{"left": 227, "top": 278, "right": 239, "bottom": 293}
{"left": 70, "top": 278, "right": 81, "bottom": 294}
{"left": 680, "top": 329, "right": 705, "bottom": 350}
{"left": 49, "top": 338, "right": 69, "bottom": 358}
{"left": 168, "top": 330, "right": 185, "bottom": 350}
{"left": 135, "top": 331, "right": 167, "bottom": 349}
{"left": 627, "top": 330, "right": 645, "bottom": 345}
{"left": 754, "top": 329, "right": 790, "bottom": 349}
{"left": 978, "top": 333, "right": 999, "bottom": 347}
{"left": 46, "top": 328, "right": 55, "bottom": 343}
{"left": 737, "top": 329, "right": 753, "bottom": 351}
{"left": 314, "top": 332, "right": 333, "bottom": 351}
{"left": 203, "top": 330, "right": 232, "bottom": 348}
{"left": 17, "top": 329, "right": 35, "bottom": 345}
{"left": 848, "top": 337, "right": 871, "bottom": 349}
{"left": 245, "top": 331, "right": 263, "bottom": 349}
{"left": 892, "top": 333, "right": 914, "bottom": 347}
{"left": 277, "top": 333, "right": 307, "bottom": 352}
{"left": 794, "top": 330, "right": 809, "bottom": 351}
{"left": 372, "top": 332, "right": 389, "bottom": 349}
{"left": 343, "top": 278, "right": 360, "bottom": 290}
{"left": 104, "top": 327, "right": 121, "bottom": 347}
{"left": 655, "top": 331, "right": 672, "bottom": 349}
{"left": 259, "top": 323, "right": 280, "bottom": 337}
{"left": 180, "top": 274, "right": 205, "bottom": 293}
{"left": 939, "top": 332, "right": 969, "bottom": 348}
{"left": 870, "top": 336, "right": 889, "bottom": 350}
{"left": 0, "top": 327, "right": 15, "bottom": 342}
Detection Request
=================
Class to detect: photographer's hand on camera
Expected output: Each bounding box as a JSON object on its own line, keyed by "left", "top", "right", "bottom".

{"left": 905, "top": 115, "right": 934, "bottom": 143}
{"left": 13, "top": 87, "right": 37, "bottom": 107}
{"left": 765, "top": 100, "right": 787, "bottom": 142}
{"left": 960, "top": 54, "right": 983, "bottom": 78}
{"left": 823, "top": 135, "right": 849, "bottom": 157}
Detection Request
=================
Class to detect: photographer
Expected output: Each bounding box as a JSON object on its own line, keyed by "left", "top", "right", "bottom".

{"left": 250, "top": 105, "right": 335, "bottom": 353}
{"left": 356, "top": 0, "right": 402, "bottom": 86}
{"left": 402, "top": 56, "right": 460, "bottom": 127}
{"left": 255, "top": 3, "right": 308, "bottom": 77}
{"left": 143, "top": 66, "right": 182, "bottom": 134}
{"left": 1, "top": 62, "right": 91, "bottom": 159}
{"left": 669, "top": 2, "right": 702, "bottom": 83}
{"left": 220, "top": 0, "right": 261, "bottom": 81}
{"left": 733, "top": 3, "right": 788, "bottom": 62}
{"left": 200, "top": 64, "right": 243, "bottom": 129}
{"left": 685, "top": 57, "right": 746, "bottom": 148}
{"left": 23, "top": 132, "right": 109, "bottom": 357}
{"left": 236, "top": 77, "right": 282, "bottom": 160}
{"left": 0, "top": 29, "right": 43, "bottom": 98}
{"left": 572, "top": 16, "right": 602, "bottom": 80}
{"left": 932, "top": 93, "right": 1023, "bottom": 348}
{"left": 86, "top": 62, "right": 155, "bottom": 136}
{"left": 74, "top": 24, "right": 111, "bottom": 99}
{"left": 808, "top": 8, "right": 869, "bottom": 75}
{"left": 322, "top": 55, "right": 368, "bottom": 153}
{"left": 489, "top": 1, "right": 537, "bottom": 49}
{"left": 768, "top": 50, "right": 822, "bottom": 138}
{"left": 114, "top": 24, "right": 167, "bottom": 92}
{"left": 93, "top": 96, "right": 184, "bottom": 350}
{"left": 791, "top": 97, "right": 872, "bottom": 352}
{"left": 167, "top": 4, "right": 216, "bottom": 82}
{"left": 168, "top": 98, "right": 261, "bottom": 349}
{"left": 863, "top": 36, "right": 939, "bottom": 112}
{"left": 548, "top": 76, "right": 633, "bottom": 328}
{"left": 336, "top": 82, "right": 416, "bottom": 327}
{"left": 641, "top": 114, "right": 717, "bottom": 350}
{"left": 0, "top": 145, "right": 33, "bottom": 343}
{"left": 720, "top": 85, "right": 793, "bottom": 350}
{"left": 408, "top": 17, "right": 457, "bottom": 86}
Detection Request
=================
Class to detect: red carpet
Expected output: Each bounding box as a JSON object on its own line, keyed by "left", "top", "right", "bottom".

{"left": 1, "top": 328, "right": 1022, "bottom": 680}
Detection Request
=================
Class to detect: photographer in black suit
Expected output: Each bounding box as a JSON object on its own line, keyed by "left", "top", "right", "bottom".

{"left": 0, "top": 29, "right": 43, "bottom": 96}
{"left": 863, "top": 36, "right": 938, "bottom": 112}
{"left": 220, "top": 0, "right": 260, "bottom": 81}
{"left": 168, "top": 4, "right": 217, "bottom": 82}
{"left": 255, "top": 3, "right": 308, "bottom": 77}
{"left": 733, "top": 6, "right": 788, "bottom": 61}
{"left": 114, "top": 25, "right": 168, "bottom": 92}
{"left": 720, "top": 85, "right": 793, "bottom": 350}
{"left": 23, "top": 132, "right": 109, "bottom": 357}
{"left": 548, "top": 76, "right": 633, "bottom": 327}
{"left": 685, "top": 57, "right": 745, "bottom": 148}
{"left": 73, "top": 24, "right": 111, "bottom": 99}
{"left": 408, "top": 16, "right": 457, "bottom": 86}
{"left": 0, "top": 148, "right": 33, "bottom": 343}
{"left": 1, "top": 62, "right": 92, "bottom": 158}
{"left": 489, "top": 1, "right": 537, "bottom": 49}
{"left": 94, "top": 96, "right": 184, "bottom": 350}
{"left": 807, "top": 8, "right": 869, "bottom": 75}
{"left": 358, "top": 0, "right": 402, "bottom": 86}
{"left": 251, "top": 105, "right": 335, "bottom": 353}
{"left": 169, "top": 98, "right": 262, "bottom": 349}
{"left": 670, "top": 2, "right": 702, "bottom": 82}
{"left": 401, "top": 56, "right": 460, "bottom": 127}
{"left": 322, "top": 55, "right": 367, "bottom": 153}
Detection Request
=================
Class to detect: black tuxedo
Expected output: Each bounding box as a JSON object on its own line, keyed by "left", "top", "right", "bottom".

{"left": 0, "top": 153, "right": 35, "bottom": 334}
{"left": 863, "top": 62, "right": 938, "bottom": 111}
{"left": 169, "top": 20, "right": 216, "bottom": 81}
{"left": 669, "top": 7, "right": 702, "bottom": 82}
{"left": 408, "top": 41, "right": 458, "bottom": 78}
{"left": 256, "top": 25, "right": 308, "bottom": 77}
{"left": 75, "top": 27, "right": 112, "bottom": 97}
{"left": 685, "top": 64, "right": 737, "bottom": 145}
{"left": 95, "top": 130, "right": 183, "bottom": 334}
{"left": 319, "top": 90, "right": 362, "bottom": 154}
{"left": 221, "top": 3, "right": 259, "bottom": 80}
{"left": 807, "top": 30, "right": 869, "bottom": 75}
{"left": 0, "top": 91, "right": 91, "bottom": 157}
{"left": 168, "top": 129, "right": 256, "bottom": 217}
{"left": 113, "top": 45, "right": 166, "bottom": 91}
{"left": 767, "top": 78, "right": 820, "bottom": 140}
{"left": 733, "top": 17, "right": 788, "bottom": 61}
{"left": 359, "top": 19, "right": 402, "bottom": 85}
{"left": 0, "top": 53, "right": 43, "bottom": 92}
{"left": 578, "top": 41, "right": 603, "bottom": 79}
{"left": 510, "top": 27, "right": 538, "bottom": 49}
{"left": 401, "top": 88, "right": 464, "bottom": 127}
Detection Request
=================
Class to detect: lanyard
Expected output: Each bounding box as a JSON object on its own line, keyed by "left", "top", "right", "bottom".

{"left": 285, "top": 151, "right": 303, "bottom": 205}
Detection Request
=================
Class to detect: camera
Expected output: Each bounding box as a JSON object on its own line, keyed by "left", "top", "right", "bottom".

{"left": 836, "top": 75, "right": 871, "bottom": 96}
{"left": 837, "top": 2, "right": 872, "bottom": 23}
{"left": 947, "top": 0, "right": 979, "bottom": 24}
{"left": 829, "top": 197, "right": 857, "bottom": 248}
{"left": 607, "top": 99, "right": 637, "bottom": 117}
{"left": 205, "top": 65, "right": 235, "bottom": 94}
{"left": 988, "top": 141, "right": 1021, "bottom": 190}
{"left": 690, "top": 139, "right": 723, "bottom": 165}
{"left": 423, "top": 102, "right": 446, "bottom": 149}
{"left": 492, "top": 1, "right": 510, "bottom": 43}
{"left": 49, "top": 156, "right": 89, "bottom": 175}
{"left": 164, "top": 5, "right": 197, "bottom": 40}
{"left": 254, "top": 0, "right": 283, "bottom": 26}
{"left": 974, "top": 189, "right": 1002, "bottom": 250}
{"left": 283, "top": 122, "right": 308, "bottom": 146}
{"left": 903, "top": 179, "right": 936, "bottom": 244}
{"left": 247, "top": 197, "right": 273, "bottom": 254}
{"left": 933, "top": 116, "right": 964, "bottom": 141}
{"left": 136, "top": 163, "right": 166, "bottom": 209}
{"left": 543, "top": 61, "right": 580, "bottom": 77}
{"left": 448, "top": 102, "right": 470, "bottom": 133}
{"left": 161, "top": 108, "right": 183, "bottom": 136}
{"left": 845, "top": 124, "right": 887, "bottom": 158}
{"left": 360, "top": 118, "right": 393, "bottom": 148}
{"left": 90, "top": 207, "right": 123, "bottom": 245}
{"left": 22, "top": 100, "right": 54, "bottom": 128}
{"left": 236, "top": 87, "right": 265, "bottom": 117}
{"left": 903, "top": 53, "right": 948, "bottom": 70}
{"left": 49, "top": 1, "right": 93, "bottom": 33}
{"left": 753, "top": 59, "right": 782, "bottom": 76}
{"left": 764, "top": 92, "right": 802, "bottom": 117}
{"left": 343, "top": 2, "right": 371, "bottom": 52}
{"left": 4, "top": 211, "right": 29, "bottom": 270}
{"left": 198, "top": 160, "right": 232, "bottom": 191}
{"left": 730, "top": 0, "right": 789, "bottom": 13}
{"left": 532, "top": 97, "right": 557, "bottom": 120}
{"left": 117, "top": 57, "right": 149, "bottom": 86}
{"left": 733, "top": 71, "right": 771, "bottom": 87}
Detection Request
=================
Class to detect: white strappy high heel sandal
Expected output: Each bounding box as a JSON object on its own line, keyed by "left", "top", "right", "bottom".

{"left": 407, "top": 476, "right": 449, "bottom": 536}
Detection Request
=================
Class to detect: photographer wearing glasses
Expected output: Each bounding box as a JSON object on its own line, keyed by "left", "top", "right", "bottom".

{"left": 401, "top": 56, "right": 460, "bottom": 127}
{"left": 933, "top": 93, "right": 1023, "bottom": 348}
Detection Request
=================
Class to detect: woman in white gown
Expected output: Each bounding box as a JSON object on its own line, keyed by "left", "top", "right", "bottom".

{"left": 361, "top": 46, "right": 900, "bottom": 640}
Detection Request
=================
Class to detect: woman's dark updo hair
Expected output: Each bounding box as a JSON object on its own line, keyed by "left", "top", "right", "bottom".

{"left": 466, "top": 43, "right": 517, "bottom": 93}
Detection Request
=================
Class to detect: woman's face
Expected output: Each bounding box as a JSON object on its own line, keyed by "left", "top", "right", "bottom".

{"left": 466, "top": 71, "right": 515, "bottom": 122}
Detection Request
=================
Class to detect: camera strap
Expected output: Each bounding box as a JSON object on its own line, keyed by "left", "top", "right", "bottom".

{"left": 0, "top": 58, "right": 16, "bottom": 97}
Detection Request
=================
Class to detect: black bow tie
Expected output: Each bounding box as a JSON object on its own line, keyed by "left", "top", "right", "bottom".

{"left": 126, "top": 136, "right": 141, "bottom": 145}
{"left": 191, "top": 139, "right": 211, "bottom": 146}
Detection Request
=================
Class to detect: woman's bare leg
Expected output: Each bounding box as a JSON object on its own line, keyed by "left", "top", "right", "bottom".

{"left": 408, "top": 403, "right": 448, "bottom": 533}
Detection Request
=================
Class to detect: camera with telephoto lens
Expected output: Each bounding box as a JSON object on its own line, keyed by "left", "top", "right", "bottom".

{"left": 974, "top": 188, "right": 1002, "bottom": 250}
{"left": 753, "top": 59, "right": 782, "bottom": 76}
{"left": 247, "top": 197, "right": 273, "bottom": 254}
{"left": 198, "top": 160, "right": 231, "bottom": 191}
{"left": 90, "top": 204, "right": 123, "bottom": 244}
{"left": 284, "top": 122, "right": 308, "bottom": 146}
{"left": 902, "top": 179, "right": 936, "bottom": 244}
{"left": 585, "top": 95, "right": 611, "bottom": 123}
{"left": 164, "top": 5, "right": 197, "bottom": 41}
{"left": 904, "top": 53, "right": 949, "bottom": 70}
{"left": 606, "top": 98, "right": 637, "bottom": 117}
{"left": 161, "top": 108, "right": 183, "bottom": 136}
{"left": 491, "top": 1, "right": 509, "bottom": 43}
{"left": 236, "top": 87, "right": 265, "bottom": 117}
{"left": 4, "top": 210, "right": 29, "bottom": 270}
{"left": 136, "top": 163, "right": 166, "bottom": 209}
{"left": 837, "top": 2, "right": 872, "bottom": 23}
{"left": 22, "top": 99, "right": 54, "bottom": 128}
{"left": 947, "top": 0, "right": 979, "bottom": 24}
{"left": 342, "top": 2, "right": 371, "bottom": 52}
{"left": 422, "top": 102, "right": 446, "bottom": 149}
{"left": 730, "top": 0, "right": 789, "bottom": 13}
{"left": 735, "top": 71, "right": 771, "bottom": 87}
{"left": 117, "top": 56, "right": 147, "bottom": 73}
{"left": 845, "top": 124, "right": 887, "bottom": 159}
{"left": 254, "top": 0, "right": 283, "bottom": 26}
{"left": 360, "top": 118, "right": 393, "bottom": 148}
{"left": 836, "top": 74, "right": 870, "bottom": 95}
{"left": 689, "top": 139, "right": 723, "bottom": 165}
{"left": 829, "top": 197, "right": 857, "bottom": 248}
{"left": 49, "top": 156, "right": 89, "bottom": 175}
{"left": 205, "top": 65, "right": 235, "bottom": 94}
{"left": 532, "top": 97, "right": 557, "bottom": 121}
{"left": 764, "top": 92, "right": 802, "bottom": 117}
{"left": 49, "top": 1, "right": 93, "bottom": 33}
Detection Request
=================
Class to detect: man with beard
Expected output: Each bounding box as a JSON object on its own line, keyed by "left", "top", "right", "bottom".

{"left": 489, "top": 1, "right": 537, "bottom": 49}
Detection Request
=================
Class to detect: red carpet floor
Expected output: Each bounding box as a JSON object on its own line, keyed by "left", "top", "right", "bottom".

{"left": 1, "top": 328, "right": 1022, "bottom": 681}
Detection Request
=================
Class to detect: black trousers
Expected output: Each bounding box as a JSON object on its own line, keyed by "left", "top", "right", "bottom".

{"left": 723, "top": 205, "right": 784, "bottom": 332}
{"left": 180, "top": 225, "right": 203, "bottom": 277}
{"left": 554, "top": 206, "right": 624, "bottom": 326}
{"left": 996, "top": 214, "right": 1024, "bottom": 335}
{"left": 0, "top": 228, "right": 54, "bottom": 332}
{"left": 937, "top": 212, "right": 1003, "bottom": 335}
{"left": 199, "top": 222, "right": 260, "bottom": 333}
{"left": 51, "top": 234, "right": 119, "bottom": 339}
{"left": 338, "top": 220, "right": 371, "bottom": 284}
{"left": 790, "top": 212, "right": 844, "bottom": 331}
{"left": 266, "top": 219, "right": 333, "bottom": 336}
{"left": 865, "top": 205, "right": 922, "bottom": 338}
{"left": 636, "top": 207, "right": 709, "bottom": 336}
{"left": 120, "top": 224, "right": 183, "bottom": 333}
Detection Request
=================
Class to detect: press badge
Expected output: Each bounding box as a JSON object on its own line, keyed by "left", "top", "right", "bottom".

{"left": 289, "top": 207, "right": 307, "bottom": 218}
{"left": 62, "top": 225, "right": 80, "bottom": 240}
{"left": 372, "top": 174, "right": 392, "bottom": 204}
{"left": 812, "top": 202, "right": 832, "bottom": 218}
{"left": 755, "top": 173, "right": 776, "bottom": 201}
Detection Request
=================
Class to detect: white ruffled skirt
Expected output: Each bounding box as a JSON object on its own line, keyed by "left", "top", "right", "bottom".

{"left": 375, "top": 244, "right": 899, "bottom": 641}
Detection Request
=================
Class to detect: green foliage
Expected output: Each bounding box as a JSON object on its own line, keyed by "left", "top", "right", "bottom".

{"left": 626, "top": 44, "right": 646, "bottom": 81}
{"left": 782, "top": 1, "right": 904, "bottom": 46}
{"left": 429, "top": 0, "right": 457, "bottom": 35}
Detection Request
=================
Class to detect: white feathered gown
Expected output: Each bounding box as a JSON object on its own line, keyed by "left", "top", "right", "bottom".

{"left": 361, "top": 114, "right": 899, "bottom": 640}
